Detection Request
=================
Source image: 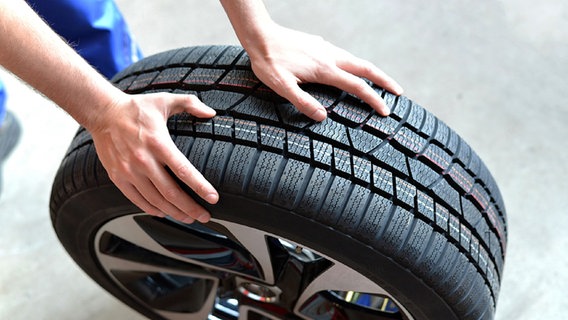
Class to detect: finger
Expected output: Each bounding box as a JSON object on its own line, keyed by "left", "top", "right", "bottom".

{"left": 320, "top": 67, "right": 391, "bottom": 116}
{"left": 272, "top": 77, "right": 328, "bottom": 121}
{"left": 128, "top": 171, "right": 198, "bottom": 220}
{"left": 112, "top": 180, "right": 166, "bottom": 218}
{"left": 165, "top": 148, "right": 219, "bottom": 204}
{"left": 335, "top": 53, "right": 404, "bottom": 95}
{"left": 152, "top": 165, "right": 213, "bottom": 223}
{"left": 166, "top": 93, "right": 216, "bottom": 118}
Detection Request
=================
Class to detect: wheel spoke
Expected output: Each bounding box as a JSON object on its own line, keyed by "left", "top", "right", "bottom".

{"left": 294, "top": 260, "right": 413, "bottom": 319}
{"left": 96, "top": 254, "right": 219, "bottom": 319}
{"left": 213, "top": 219, "right": 276, "bottom": 284}
{"left": 238, "top": 304, "right": 282, "bottom": 320}
{"left": 97, "top": 214, "right": 185, "bottom": 262}
{"left": 98, "top": 214, "right": 264, "bottom": 279}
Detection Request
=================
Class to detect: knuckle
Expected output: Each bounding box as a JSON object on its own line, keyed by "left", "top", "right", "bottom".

{"left": 358, "top": 60, "right": 375, "bottom": 74}
{"left": 174, "top": 163, "right": 193, "bottom": 181}
{"left": 162, "top": 187, "right": 182, "bottom": 202}
{"left": 352, "top": 78, "right": 371, "bottom": 94}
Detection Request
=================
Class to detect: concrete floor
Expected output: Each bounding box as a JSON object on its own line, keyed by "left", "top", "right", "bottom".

{"left": 1, "top": 0, "right": 566, "bottom": 319}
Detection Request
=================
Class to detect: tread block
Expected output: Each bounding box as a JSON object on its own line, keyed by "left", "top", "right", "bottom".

{"left": 222, "top": 145, "right": 257, "bottom": 194}
{"left": 365, "top": 115, "right": 399, "bottom": 137}
{"left": 213, "top": 46, "right": 245, "bottom": 67}
{"left": 115, "top": 76, "right": 136, "bottom": 91}
{"left": 218, "top": 70, "right": 260, "bottom": 89}
{"left": 338, "top": 185, "right": 372, "bottom": 233}
{"left": 128, "top": 71, "right": 159, "bottom": 91}
{"left": 431, "top": 178, "right": 462, "bottom": 214}
{"left": 182, "top": 68, "right": 225, "bottom": 87}
{"left": 312, "top": 140, "right": 333, "bottom": 167}
{"left": 234, "top": 119, "right": 258, "bottom": 143}
{"left": 390, "top": 96, "right": 412, "bottom": 120}
{"left": 286, "top": 132, "right": 311, "bottom": 160}
{"left": 420, "top": 111, "right": 437, "bottom": 137}
{"left": 200, "top": 90, "right": 246, "bottom": 111}
{"left": 333, "top": 148, "right": 352, "bottom": 175}
{"left": 166, "top": 47, "right": 198, "bottom": 65}
{"left": 372, "top": 165, "right": 394, "bottom": 195}
{"left": 372, "top": 143, "right": 409, "bottom": 176}
{"left": 278, "top": 103, "right": 312, "bottom": 128}
{"left": 395, "top": 177, "right": 417, "bottom": 208}
{"left": 296, "top": 168, "right": 333, "bottom": 218}
{"left": 416, "top": 190, "right": 435, "bottom": 222}
{"left": 393, "top": 127, "right": 428, "bottom": 155}
{"left": 195, "top": 119, "right": 213, "bottom": 135}
{"left": 272, "top": 159, "right": 310, "bottom": 209}
{"left": 357, "top": 193, "right": 393, "bottom": 242}
{"left": 332, "top": 100, "right": 372, "bottom": 125}
{"left": 405, "top": 103, "right": 426, "bottom": 131}
{"left": 232, "top": 96, "right": 279, "bottom": 122}
{"left": 408, "top": 157, "right": 440, "bottom": 187}
{"left": 186, "top": 138, "right": 211, "bottom": 172}
{"left": 154, "top": 67, "right": 191, "bottom": 85}
{"left": 203, "top": 141, "right": 232, "bottom": 186}
{"left": 212, "top": 116, "right": 234, "bottom": 138}
{"left": 247, "top": 152, "right": 283, "bottom": 202}
{"left": 184, "top": 46, "right": 216, "bottom": 65}
{"left": 435, "top": 203, "right": 450, "bottom": 231}
{"left": 414, "top": 231, "right": 447, "bottom": 279}
{"left": 259, "top": 125, "right": 286, "bottom": 150}
{"left": 319, "top": 176, "right": 352, "bottom": 223}
{"left": 352, "top": 156, "right": 372, "bottom": 184}
{"left": 432, "top": 120, "right": 450, "bottom": 147}
{"left": 399, "top": 219, "right": 433, "bottom": 268}
{"left": 348, "top": 127, "right": 383, "bottom": 153}
{"left": 379, "top": 207, "right": 413, "bottom": 256}
{"left": 309, "top": 118, "right": 351, "bottom": 147}
{"left": 447, "top": 164, "right": 475, "bottom": 194}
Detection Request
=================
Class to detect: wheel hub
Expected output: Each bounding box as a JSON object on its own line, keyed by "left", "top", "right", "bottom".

{"left": 236, "top": 280, "right": 281, "bottom": 303}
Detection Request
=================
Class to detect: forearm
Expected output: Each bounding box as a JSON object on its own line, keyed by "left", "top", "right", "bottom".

{"left": 0, "top": 0, "right": 124, "bottom": 131}
{"left": 219, "top": 0, "right": 275, "bottom": 57}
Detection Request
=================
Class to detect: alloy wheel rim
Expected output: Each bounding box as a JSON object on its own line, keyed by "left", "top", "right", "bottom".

{"left": 94, "top": 214, "right": 413, "bottom": 319}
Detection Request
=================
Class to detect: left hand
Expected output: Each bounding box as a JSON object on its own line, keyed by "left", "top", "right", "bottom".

{"left": 246, "top": 23, "right": 404, "bottom": 121}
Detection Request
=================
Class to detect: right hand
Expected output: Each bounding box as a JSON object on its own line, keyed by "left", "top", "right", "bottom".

{"left": 89, "top": 92, "right": 218, "bottom": 224}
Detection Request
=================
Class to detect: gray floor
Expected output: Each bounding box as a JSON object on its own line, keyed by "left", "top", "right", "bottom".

{"left": 1, "top": 0, "right": 566, "bottom": 319}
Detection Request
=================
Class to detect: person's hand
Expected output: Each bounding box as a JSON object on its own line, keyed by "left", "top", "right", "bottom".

{"left": 89, "top": 92, "right": 219, "bottom": 224}
{"left": 246, "top": 23, "right": 404, "bottom": 121}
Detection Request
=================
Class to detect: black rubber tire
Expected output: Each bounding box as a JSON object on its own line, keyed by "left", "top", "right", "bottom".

{"left": 50, "top": 45, "right": 507, "bottom": 320}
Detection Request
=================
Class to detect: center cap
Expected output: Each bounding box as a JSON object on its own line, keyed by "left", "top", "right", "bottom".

{"left": 237, "top": 281, "right": 281, "bottom": 303}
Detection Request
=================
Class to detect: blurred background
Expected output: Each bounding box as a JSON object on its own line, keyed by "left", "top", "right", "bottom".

{"left": 1, "top": 0, "right": 566, "bottom": 319}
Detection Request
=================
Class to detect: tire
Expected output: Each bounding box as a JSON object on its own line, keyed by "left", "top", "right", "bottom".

{"left": 50, "top": 45, "right": 507, "bottom": 320}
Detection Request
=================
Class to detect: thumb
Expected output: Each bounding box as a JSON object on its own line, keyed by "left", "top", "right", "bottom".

{"left": 167, "top": 93, "right": 216, "bottom": 118}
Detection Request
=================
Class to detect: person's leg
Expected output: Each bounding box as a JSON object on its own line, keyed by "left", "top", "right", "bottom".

{"left": 0, "top": 80, "right": 6, "bottom": 124}
{"left": 0, "top": 80, "right": 22, "bottom": 197}
{"left": 27, "top": 0, "right": 143, "bottom": 79}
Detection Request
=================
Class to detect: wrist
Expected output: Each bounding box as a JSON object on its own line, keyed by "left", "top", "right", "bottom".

{"left": 75, "top": 85, "right": 128, "bottom": 134}
{"left": 220, "top": 0, "right": 276, "bottom": 57}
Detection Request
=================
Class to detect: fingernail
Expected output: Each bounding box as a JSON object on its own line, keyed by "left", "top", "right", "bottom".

{"left": 391, "top": 82, "right": 404, "bottom": 95}
{"left": 197, "top": 214, "right": 210, "bottom": 223}
{"left": 314, "top": 108, "right": 327, "bottom": 121}
{"left": 182, "top": 217, "right": 195, "bottom": 224}
{"left": 205, "top": 193, "right": 219, "bottom": 204}
{"left": 206, "top": 105, "right": 216, "bottom": 114}
{"left": 380, "top": 98, "right": 391, "bottom": 116}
